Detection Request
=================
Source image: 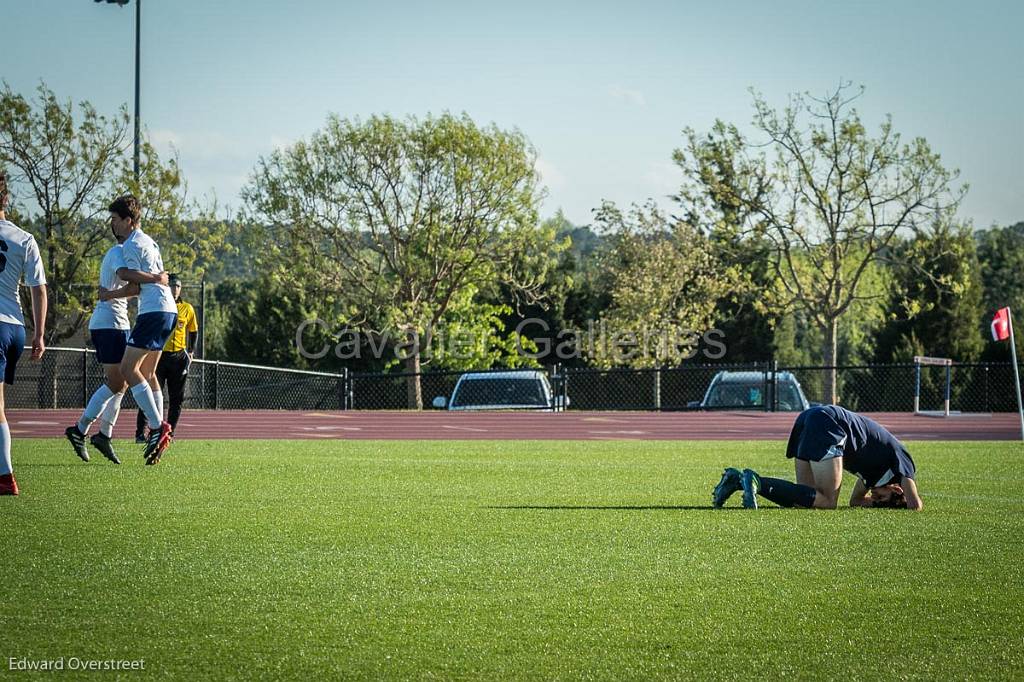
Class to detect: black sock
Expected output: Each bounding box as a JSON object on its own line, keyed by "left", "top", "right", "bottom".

{"left": 757, "top": 477, "right": 816, "bottom": 508}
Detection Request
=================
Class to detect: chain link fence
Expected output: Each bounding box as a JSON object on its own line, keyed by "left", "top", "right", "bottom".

{"left": 8, "top": 348, "right": 1024, "bottom": 413}
{"left": 7, "top": 348, "right": 348, "bottom": 412}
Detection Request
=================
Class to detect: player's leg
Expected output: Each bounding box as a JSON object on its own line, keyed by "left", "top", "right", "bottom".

{"left": 134, "top": 344, "right": 150, "bottom": 439}
{"left": 0, "top": 383, "right": 15, "bottom": 496}
{"left": 738, "top": 444, "right": 821, "bottom": 510}
{"left": 806, "top": 457, "right": 843, "bottom": 509}
{"left": 741, "top": 409, "right": 843, "bottom": 509}
{"left": 740, "top": 468, "right": 818, "bottom": 509}
{"left": 134, "top": 408, "right": 147, "bottom": 442}
{"left": 165, "top": 353, "right": 187, "bottom": 434}
{"left": 738, "top": 458, "right": 820, "bottom": 508}
{"left": 132, "top": 348, "right": 172, "bottom": 464}
{"left": 96, "top": 362, "right": 127, "bottom": 436}
{"left": 68, "top": 331, "right": 125, "bottom": 458}
{"left": 87, "top": 361, "right": 127, "bottom": 464}
{"left": 0, "top": 324, "right": 23, "bottom": 495}
{"left": 122, "top": 346, "right": 161, "bottom": 430}
{"left": 796, "top": 458, "right": 814, "bottom": 487}
{"left": 126, "top": 313, "right": 176, "bottom": 464}
{"left": 96, "top": 333, "right": 129, "bottom": 439}
{"left": 146, "top": 351, "right": 164, "bottom": 422}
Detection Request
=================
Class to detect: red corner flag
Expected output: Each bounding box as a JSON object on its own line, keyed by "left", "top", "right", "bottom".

{"left": 992, "top": 307, "right": 1012, "bottom": 341}
{"left": 991, "top": 307, "right": 1024, "bottom": 441}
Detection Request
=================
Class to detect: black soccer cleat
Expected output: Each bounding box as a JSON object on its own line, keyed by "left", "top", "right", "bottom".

{"left": 65, "top": 425, "right": 90, "bottom": 462}
{"left": 89, "top": 433, "right": 121, "bottom": 465}
{"left": 135, "top": 432, "right": 146, "bottom": 444}
{"left": 712, "top": 467, "right": 742, "bottom": 508}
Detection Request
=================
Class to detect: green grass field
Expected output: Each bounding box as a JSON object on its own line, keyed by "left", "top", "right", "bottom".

{"left": 3, "top": 438, "right": 1023, "bottom": 679}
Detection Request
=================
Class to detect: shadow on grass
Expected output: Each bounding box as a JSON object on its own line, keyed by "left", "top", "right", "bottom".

{"left": 484, "top": 504, "right": 778, "bottom": 511}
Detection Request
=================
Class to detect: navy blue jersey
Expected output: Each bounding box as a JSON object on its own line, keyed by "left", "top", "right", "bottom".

{"left": 786, "top": 405, "right": 916, "bottom": 487}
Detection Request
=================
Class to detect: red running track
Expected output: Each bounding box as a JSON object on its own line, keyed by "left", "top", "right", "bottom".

{"left": 8, "top": 409, "right": 1023, "bottom": 441}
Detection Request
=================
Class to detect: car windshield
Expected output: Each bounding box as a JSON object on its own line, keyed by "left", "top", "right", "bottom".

{"left": 777, "top": 382, "right": 804, "bottom": 411}
{"left": 452, "top": 378, "right": 547, "bottom": 408}
{"left": 705, "top": 382, "right": 764, "bottom": 408}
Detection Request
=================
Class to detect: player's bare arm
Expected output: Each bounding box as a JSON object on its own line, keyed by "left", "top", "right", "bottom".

{"left": 848, "top": 478, "right": 873, "bottom": 507}
{"left": 117, "top": 268, "right": 169, "bottom": 286}
{"left": 29, "top": 284, "right": 46, "bottom": 361}
{"left": 98, "top": 281, "right": 140, "bottom": 301}
{"left": 900, "top": 477, "right": 923, "bottom": 511}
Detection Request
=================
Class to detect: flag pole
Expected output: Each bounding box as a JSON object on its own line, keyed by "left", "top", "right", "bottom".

{"left": 1010, "top": 308, "right": 1024, "bottom": 441}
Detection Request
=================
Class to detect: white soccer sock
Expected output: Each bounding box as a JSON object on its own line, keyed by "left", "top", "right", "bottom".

{"left": 97, "top": 391, "right": 124, "bottom": 438}
{"left": 78, "top": 384, "right": 116, "bottom": 435}
{"left": 0, "top": 423, "right": 11, "bottom": 476}
{"left": 131, "top": 383, "right": 162, "bottom": 430}
{"left": 153, "top": 389, "right": 164, "bottom": 422}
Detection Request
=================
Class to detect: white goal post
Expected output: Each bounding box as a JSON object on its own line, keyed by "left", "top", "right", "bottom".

{"left": 913, "top": 355, "right": 953, "bottom": 416}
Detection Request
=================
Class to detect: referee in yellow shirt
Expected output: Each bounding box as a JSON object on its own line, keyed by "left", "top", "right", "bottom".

{"left": 135, "top": 274, "right": 198, "bottom": 441}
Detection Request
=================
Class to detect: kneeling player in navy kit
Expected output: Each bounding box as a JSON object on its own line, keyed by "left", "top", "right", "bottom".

{"left": 712, "top": 405, "right": 923, "bottom": 511}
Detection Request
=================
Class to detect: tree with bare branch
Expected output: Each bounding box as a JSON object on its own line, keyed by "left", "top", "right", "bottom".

{"left": 0, "top": 82, "right": 219, "bottom": 344}
{"left": 676, "top": 83, "right": 965, "bottom": 403}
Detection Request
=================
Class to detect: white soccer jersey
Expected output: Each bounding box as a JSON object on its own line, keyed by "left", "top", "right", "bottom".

{"left": 0, "top": 219, "right": 47, "bottom": 326}
{"left": 120, "top": 228, "right": 176, "bottom": 315}
{"left": 89, "top": 244, "right": 131, "bottom": 331}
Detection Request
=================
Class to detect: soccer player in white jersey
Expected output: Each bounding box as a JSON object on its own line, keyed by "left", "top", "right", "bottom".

{"left": 106, "top": 195, "right": 177, "bottom": 464}
{"left": 64, "top": 218, "right": 140, "bottom": 465}
{"left": 0, "top": 170, "right": 48, "bottom": 496}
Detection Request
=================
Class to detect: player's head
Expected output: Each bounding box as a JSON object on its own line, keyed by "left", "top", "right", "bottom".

{"left": 108, "top": 194, "right": 141, "bottom": 238}
{"left": 870, "top": 483, "right": 908, "bottom": 509}
{"left": 169, "top": 273, "right": 182, "bottom": 300}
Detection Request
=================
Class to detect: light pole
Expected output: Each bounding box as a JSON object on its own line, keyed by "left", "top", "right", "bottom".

{"left": 94, "top": 0, "right": 141, "bottom": 183}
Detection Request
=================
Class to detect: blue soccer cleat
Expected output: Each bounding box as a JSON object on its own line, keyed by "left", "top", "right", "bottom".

{"left": 741, "top": 468, "right": 760, "bottom": 509}
{"left": 712, "top": 467, "right": 743, "bottom": 508}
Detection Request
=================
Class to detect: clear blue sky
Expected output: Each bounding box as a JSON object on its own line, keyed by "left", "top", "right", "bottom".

{"left": 5, "top": 0, "right": 1022, "bottom": 228}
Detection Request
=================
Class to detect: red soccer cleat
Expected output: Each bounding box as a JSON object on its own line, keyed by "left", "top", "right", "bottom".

{"left": 144, "top": 421, "right": 173, "bottom": 465}
{"left": 0, "top": 472, "right": 19, "bottom": 496}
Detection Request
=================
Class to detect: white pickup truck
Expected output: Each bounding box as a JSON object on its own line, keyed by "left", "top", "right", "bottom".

{"left": 432, "top": 370, "right": 566, "bottom": 411}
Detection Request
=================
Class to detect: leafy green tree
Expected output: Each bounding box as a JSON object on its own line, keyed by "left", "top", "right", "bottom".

{"left": 675, "top": 83, "right": 965, "bottom": 402}
{"left": 0, "top": 82, "right": 227, "bottom": 344}
{"left": 419, "top": 286, "right": 540, "bottom": 371}
{"left": 0, "top": 83, "right": 128, "bottom": 342}
{"left": 206, "top": 275, "right": 331, "bottom": 368}
{"left": 587, "top": 200, "right": 740, "bottom": 368}
{"left": 876, "top": 220, "right": 984, "bottom": 364}
{"left": 243, "top": 112, "right": 564, "bottom": 407}
{"left": 977, "top": 221, "right": 1024, "bottom": 361}
{"left": 497, "top": 211, "right": 600, "bottom": 367}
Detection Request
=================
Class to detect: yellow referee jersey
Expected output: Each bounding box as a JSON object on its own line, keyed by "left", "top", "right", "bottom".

{"left": 164, "top": 300, "right": 198, "bottom": 352}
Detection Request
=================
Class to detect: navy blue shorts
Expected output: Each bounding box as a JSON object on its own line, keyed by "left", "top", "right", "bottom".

{"left": 127, "top": 312, "right": 178, "bottom": 351}
{"left": 788, "top": 406, "right": 847, "bottom": 462}
{"left": 0, "top": 322, "right": 26, "bottom": 385}
{"left": 91, "top": 328, "right": 130, "bottom": 364}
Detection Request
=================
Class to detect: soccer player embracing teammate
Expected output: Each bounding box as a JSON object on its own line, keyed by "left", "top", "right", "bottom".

{"left": 67, "top": 195, "right": 177, "bottom": 465}
{"left": 65, "top": 201, "right": 139, "bottom": 465}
